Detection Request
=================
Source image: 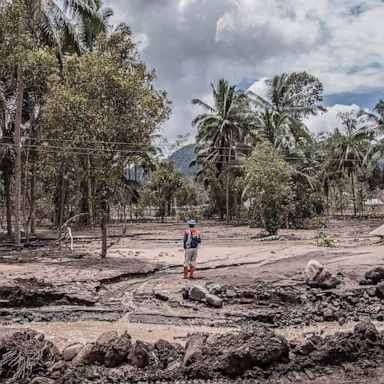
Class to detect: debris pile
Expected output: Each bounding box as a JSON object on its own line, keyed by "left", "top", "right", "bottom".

{"left": 2, "top": 322, "right": 384, "bottom": 383}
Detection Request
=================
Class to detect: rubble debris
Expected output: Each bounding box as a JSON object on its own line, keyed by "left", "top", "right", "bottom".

{"left": 1, "top": 322, "right": 384, "bottom": 383}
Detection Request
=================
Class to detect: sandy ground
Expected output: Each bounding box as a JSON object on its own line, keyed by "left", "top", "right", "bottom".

{"left": 1, "top": 218, "right": 384, "bottom": 350}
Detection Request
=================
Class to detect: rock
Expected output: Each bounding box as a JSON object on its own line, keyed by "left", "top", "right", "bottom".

{"left": 205, "top": 294, "right": 223, "bottom": 308}
{"left": 72, "top": 342, "right": 104, "bottom": 365}
{"left": 128, "top": 340, "right": 155, "bottom": 368}
{"left": 305, "top": 260, "right": 340, "bottom": 290}
{"left": 207, "top": 284, "right": 222, "bottom": 295}
{"left": 155, "top": 339, "right": 182, "bottom": 368}
{"left": 323, "top": 308, "right": 334, "bottom": 320}
{"left": 338, "top": 317, "right": 347, "bottom": 326}
{"left": 294, "top": 336, "right": 323, "bottom": 356}
{"left": 104, "top": 332, "right": 132, "bottom": 368}
{"left": 184, "top": 327, "right": 289, "bottom": 378}
{"left": 225, "top": 289, "right": 237, "bottom": 298}
{"left": 376, "top": 282, "right": 384, "bottom": 299}
{"left": 62, "top": 343, "right": 84, "bottom": 361}
{"left": 189, "top": 286, "right": 208, "bottom": 302}
{"left": 96, "top": 331, "right": 118, "bottom": 347}
{"left": 183, "top": 333, "right": 208, "bottom": 367}
{"left": 181, "top": 288, "right": 189, "bottom": 300}
{"left": 247, "top": 310, "right": 275, "bottom": 324}
{"left": 362, "top": 267, "right": 384, "bottom": 285}
{"left": 155, "top": 292, "right": 169, "bottom": 302}
{"left": 305, "top": 259, "right": 327, "bottom": 281}
{"left": 354, "top": 321, "right": 379, "bottom": 341}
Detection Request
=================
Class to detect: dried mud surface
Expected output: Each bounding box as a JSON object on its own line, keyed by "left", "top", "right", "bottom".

{"left": 1, "top": 218, "right": 384, "bottom": 383}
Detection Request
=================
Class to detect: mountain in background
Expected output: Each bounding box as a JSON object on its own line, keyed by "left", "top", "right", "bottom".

{"left": 168, "top": 143, "right": 196, "bottom": 177}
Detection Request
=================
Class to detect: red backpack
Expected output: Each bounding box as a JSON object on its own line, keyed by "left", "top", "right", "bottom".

{"left": 188, "top": 228, "right": 200, "bottom": 248}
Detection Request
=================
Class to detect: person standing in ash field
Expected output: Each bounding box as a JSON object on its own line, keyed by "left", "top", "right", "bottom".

{"left": 183, "top": 219, "right": 201, "bottom": 279}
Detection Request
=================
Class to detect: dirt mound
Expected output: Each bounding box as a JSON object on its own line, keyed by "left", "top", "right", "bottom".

{"left": 183, "top": 326, "right": 289, "bottom": 379}
{"left": 2, "top": 322, "right": 384, "bottom": 383}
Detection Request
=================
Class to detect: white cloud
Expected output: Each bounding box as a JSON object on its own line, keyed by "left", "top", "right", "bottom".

{"left": 305, "top": 104, "right": 360, "bottom": 135}
{"left": 133, "top": 32, "right": 150, "bottom": 52}
{"left": 105, "top": 0, "right": 384, "bottom": 140}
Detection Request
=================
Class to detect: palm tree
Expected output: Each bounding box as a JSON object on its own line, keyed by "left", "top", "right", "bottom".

{"left": 80, "top": 0, "right": 113, "bottom": 50}
{"left": 4, "top": 0, "right": 107, "bottom": 248}
{"left": 192, "top": 79, "right": 249, "bottom": 222}
{"left": 323, "top": 112, "right": 376, "bottom": 216}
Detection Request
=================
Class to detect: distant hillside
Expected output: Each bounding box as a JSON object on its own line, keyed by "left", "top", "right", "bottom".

{"left": 168, "top": 144, "right": 197, "bottom": 177}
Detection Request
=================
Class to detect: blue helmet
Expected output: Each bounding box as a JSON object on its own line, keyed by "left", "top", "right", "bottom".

{"left": 187, "top": 219, "right": 197, "bottom": 226}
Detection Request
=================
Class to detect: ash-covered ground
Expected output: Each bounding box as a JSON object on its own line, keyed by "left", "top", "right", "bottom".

{"left": 1, "top": 218, "right": 384, "bottom": 383}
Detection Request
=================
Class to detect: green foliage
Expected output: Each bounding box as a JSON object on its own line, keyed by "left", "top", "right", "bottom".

{"left": 41, "top": 27, "right": 170, "bottom": 223}
{"left": 175, "top": 184, "right": 198, "bottom": 207}
{"left": 244, "top": 142, "right": 294, "bottom": 235}
{"left": 141, "top": 161, "right": 184, "bottom": 219}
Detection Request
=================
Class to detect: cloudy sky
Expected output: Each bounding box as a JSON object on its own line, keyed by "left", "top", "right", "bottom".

{"left": 104, "top": 0, "right": 384, "bottom": 140}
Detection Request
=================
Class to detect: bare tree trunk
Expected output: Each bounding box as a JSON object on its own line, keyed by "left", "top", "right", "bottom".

{"left": 351, "top": 174, "right": 357, "bottom": 216}
{"left": 30, "top": 160, "right": 36, "bottom": 236}
{"left": 22, "top": 121, "right": 32, "bottom": 243}
{"left": 4, "top": 175, "right": 12, "bottom": 237}
{"left": 100, "top": 201, "right": 108, "bottom": 258}
{"left": 58, "top": 173, "right": 65, "bottom": 245}
{"left": 14, "top": 63, "right": 24, "bottom": 250}
{"left": 225, "top": 147, "right": 231, "bottom": 224}
{"left": 340, "top": 189, "right": 344, "bottom": 216}
{"left": 76, "top": 157, "right": 82, "bottom": 217}
{"left": 87, "top": 154, "right": 94, "bottom": 227}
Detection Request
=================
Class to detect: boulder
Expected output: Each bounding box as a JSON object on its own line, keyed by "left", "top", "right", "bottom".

{"left": 96, "top": 331, "right": 118, "bottom": 347}
{"left": 189, "top": 286, "right": 208, "bottom": 302}
{"left": 225, "top": 289, "right": 237, "bottom": 298}
{"left": 62, "top": 343, "right": 84, "bottom": 361}
{"left": 183, "top": 327, "right": 289, "bottom": 378}
{"left": 376, "top": 282, "right": 384, "bottom": 299}
{"left": 294, "top": 336, "right": 323, "bottom": 356}
{"left": 183, "top": 333, "right": 208, "bottom": 367}
{"left": 72, "top": 342, "right": 104, "bottom": 365}
{"left": 155, "top": 339, "right": 182, "bottom": 369}
{"left": 104, "top": 332, "right": 132, "bottom": 368}
{"left": 205, "top": 294, "right": 223, "bottom": 308}
{"left": 305, "top": 260, "right": 340, "bottom": 290}
{"left": 207, "top": 284, "right": 222, "bottom": 295}
{"left": 362, "top": 267, "right": 384, "bottom": 285}
{"left": 128, "top": 340, "right": 156, "bottom": 368}
{"left": 354, "top": 321, "right": 379, "bottom": 341}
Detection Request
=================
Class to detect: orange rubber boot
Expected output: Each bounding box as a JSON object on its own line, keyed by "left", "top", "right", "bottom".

{"left": 183, "top": 267, "right": 189, "bottom": 279}
{"left": 189, "top": 266, "right": 195, "bottom": 279}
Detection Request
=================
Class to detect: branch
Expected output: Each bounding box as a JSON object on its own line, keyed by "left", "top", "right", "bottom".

{"left": 106, "top": 224, "right": 127, "bottom": 250}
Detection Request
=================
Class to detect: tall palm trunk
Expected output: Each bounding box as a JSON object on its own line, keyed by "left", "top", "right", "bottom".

{"left": 225, "top": 146, "right": 231, "bottom": 224}
{"left": 30, "top": 159, "right": 36, "bottom": 236}
{"left": 4, "top": 174, "right": 12, "bottom": 237}
{"left": 58, "top": 172, "right": 65, "bottom": 244}
{"left": 351, "top": 173, "right": 357, "bottom": 216}
{"left": 100, "top": 200, "right": 108, "bottom": 258}
{"left": 14, "top": 63, "right": 24, "bottom": 250}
